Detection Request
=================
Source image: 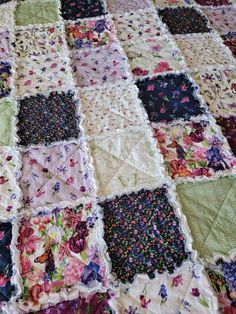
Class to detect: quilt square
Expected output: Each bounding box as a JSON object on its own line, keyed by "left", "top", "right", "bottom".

{"left": 0, "top": 0, "right": 11, "bottom": 4}
{"left": 72, "top": 43, "right": 131, "bottom": 87}
{"left": 153, "top": 120, "right": 236, "bottom": 180}
{"left": 0, "top": 99, "right": 16, "bottom": 147}
{"left": 15, "top": 0, "right": 59, "bottom": 26}
{"left": 15, "top": 24, "right": 66, "bottom": 58}
{"left": 136, "top": 73, "right": 205, "bottom": 123}
{"left": 89, "top": 128, "right": 166, "bottom": 198}
{"left": 113, "top": 9, "right": 167, "bottom": 44}
{"left": 106, "top": 0, "right": 152, "bottom": 14}
{"left": 202, "top": 7, "right": 236, "bottom": 35}
{"left": 0, "top": 222, "right": 15, "bottom": 303}
{"left": 0, "top": 2, "right": 15, "bottom": 30}
{"left": 20, "top": 141, "right": 95, "bottom": 208}
{"left": 159, "top": 7, "right": 211, "bottom": 35}
{"left": 175, "top": 33, "right": 236, "bottom": 70}
{"left": 192, "top": 68, "right": 236, "bottom": 117}
{"left": 0, "top": 148, "right": 21, "bottom": 219}
{"left": 0, "top": 61, "right": 11, "bottom": 99}
{"left": 217, "top": 116, "right": 236, "bottom": 156}
{"left": 126, "top": 35, "right": 186, "bottom": 79}
{"left": 61, "top": 0, "right": 106, "bottom": 20}
{"left": 15, "top": 55, "right": 73, "bottom": 97}
{"left": 80, "top": 83, "right": 147, "bottom": 137}
{"left": 99, "top": 187, "right": 189, "bottom": 283}
{"left": 222, "top": 32, "right": 236, "bottom": 58}
{"left": 177, "top": 176, "right": 236, "bottom": 257}
{"left": 17, "top": 91, "right": 80, "bottom": 147}
{"left": 66, "top": 17, "right": 116, "bottom": 50}
{"left": 194, "top": 0, "right": 232, "bottom": 5}
{"left": 17, "top": 203, "right": 108, "bottom": 311}
{"left": 153, "top": 0, "right": 196, "bottom": 8}
{"left": 0, "top": 31, "right": 11, "bottom": 61}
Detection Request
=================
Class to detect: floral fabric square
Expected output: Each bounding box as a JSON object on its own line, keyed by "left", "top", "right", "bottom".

{"left": 202, "top": 7, "right": 236, "bottom": 35}
{"left": 177, "top": 176, "right": 236, "bottom": 257}
{"left": 113, "top": 9, "right": 167, "bottom": 44}
{"left": 61, "top": 0, "right": 106, "bottom": 20}
{"left": 15, "top": 25, "right": 66, "bottom": 58}
{"left": 72, "top": 43, "right": 131, "bottom": 87}
{"left": 66, "top": 17, "right": 116, "bottom": 50}
{"left": 194, "top": 0, "right": 232, "bottom": 5}
{"left": 217, "top": 116, "right": 236, "bottom": 156}
{"left": 222, "top": 32, "right": 236, "bottom": 58}
{"left": 0, "top": 2, "right": 15, "bottom": 30}
{"left": 0, "top": 148, "right": 21, "bottom": 219}
{"left": 17, "top": 203, "right": 108, "bottom": 311}
{"left": 80, "top": 83, "right": 147, "bottom": 137}
{"left": 159, "top": 7, "right": 211, "bottom": 35}
{"left": 89, "top": 128, "right": 166, "bottom": 198}
{"left": 20, "top": 141, "right": 95, "bottom": 208}
{"left": 15, "top": 55, "right": 73, "bottom": 97}
{"left": 0, "top": 99, "right": 16, "bottom": 146}
{"left": 153, "top": 120, "right": 236, "bottom": 180}
{"left": 136, "top": 73, "right": 205, "bottom": 123}
{"left": 106, "top": 0, "right": 153, "bottom": 14}
{"left": 175, "top": 33, "right": 236, "bottom": 70}
{"left": 0, "top": 61, "right": 11, "bottom": 99}
{"left": 192, "top": 68, "right": 236, "bottom": 117}
{"left": 153, "top": 0, "right": 196, "bottom": 8}
{"left": 15, "top": 0, "right": 59, "bottom": 26}
{"left": 17, "top": 91, "right": 80, "bottom": 147}
{"left": 0, "top": 31, "right": 11, "bottom": 61}
{"left": 126, "top": 35, "right": 186, "bottom": 78}
{"left": 99, "top": 187, "right": 189, "bottom": 283}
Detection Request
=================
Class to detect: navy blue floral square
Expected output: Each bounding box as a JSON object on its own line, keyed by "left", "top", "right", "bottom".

{"left": 136, "top": 73, "right": 205, "bottom": 123}
{"left": 99, "top": 187, "right": 189, "bottom": 283}
{"left": 0, "top": 222, "right": 15, "bottom": 303}
{"left": 61, "top": 0, "right": 106, "bottom": 20}
{"left": 17, "top": 91, "right": 80, "bottom": 147}
{"left": 0, "top": 61, "right": 11, "bottom": 99}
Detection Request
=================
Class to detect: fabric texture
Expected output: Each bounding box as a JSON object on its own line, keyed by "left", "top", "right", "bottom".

{"left": 61, "top": 0, "right": 106, "bottom": 20}
{"left": 0, "top": 2, "right": 15, "bottom": 29}
{"left": 153, "top": 0, "right": 196, "bottom": 8}
{"left": 216, "top": 116, "right": 236, "bottom": 156}
{"left": 194, "top": 0, "right": 232, "bottom": 5}
{"left": 177, "top": 176, "right": 236, "bottom": 257}
{"left": 222, "top": 32, "right": 236, "bottom": 58}
{"left": 106, "top": 0, "right": 152, "bottom": 14}
{"left": 0, "top": 61, "right": 11, "bottom": 99}
{"left": 0, "top": 31, "right": 11, "bottom": 62}
{"left": 0, "top": 99, "right": 15, "bottom": 146}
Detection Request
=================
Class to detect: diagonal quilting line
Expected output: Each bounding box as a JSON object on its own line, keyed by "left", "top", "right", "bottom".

{"left": 109, "top": 107, "right": 143, "bottom": 124}
{"left": 175, "top": 271, "right": 194, "bottom": 313}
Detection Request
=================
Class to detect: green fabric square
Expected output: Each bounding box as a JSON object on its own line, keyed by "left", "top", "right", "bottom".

{"left": 177, "top": 176, "right": 236, "bottom": 258}
{"left": 0, "top": 99, "right": 15, "bottom": 146}
{"left": 15, "top": 0, "right": 59, "bottom": 26}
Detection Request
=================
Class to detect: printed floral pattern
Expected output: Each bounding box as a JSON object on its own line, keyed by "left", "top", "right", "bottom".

{"left": 99, "top": 187, "right": 189, "bottom": 283}
{"left": 194, "top": 0, "right": 232, "bottom": 5}
{"left": 17, "top": 91, "right": 80, "bottom": 146}
{"left": 153, "top": 0, "right": 196, "bottom": 9}
{"left": 0, "top": 99, "right": 16, "bottom": 146}
{"left": 15, "top": 55, "right": 73, "bottom": 97}
{"left": 153, "top": 120, "right": 236, "bottom": 179}
{"left": 72, "top": 43, "right": 130, "bottom": 87}
{"left": 106, "top": 0, "right": 152, "bottom": 14}
{"left": 61, "top": 0, "right": 106, "bottom": 20}
{"left": 17, "top": 204, "right": 108, "bottom": 311}
{"left": 125, "top": 36, "right": 186, "bottom": 78}
{"left": 0, "top": 61, "right": 11, "bottom": 99}
{"left": 136, "top": 73, "right": 205, "bottom": 123}
{"left": 217, "top": 116, "right": 236, "bottom": 156}
{"left": 192, "top": 68, "right": 236, "bottom": 117}
{"left": 66, "top": 17, "right": 116, "bottom": 50}
{"left": 159, "top": 7, "right": 211, "bottom": 35}
{"left": 222, "top": 32, "right": 236, "bottom": 58}
{"left": 0, "top": 31, "right": 11, "bottom": 61}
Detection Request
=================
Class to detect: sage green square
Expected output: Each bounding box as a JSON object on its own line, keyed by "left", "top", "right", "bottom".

{"left": 0, "top": 99, "right": 15, "bottom": 146}
{"left": 177, "top": 176, "right": 236, "bottom": 258}
{"left": 15, "top": 0, "right": 59, "bottom": 26}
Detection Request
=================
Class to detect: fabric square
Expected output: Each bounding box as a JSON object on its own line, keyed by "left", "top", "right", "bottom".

{"left": 0, "top": 31, "right": 11, "bottom": 61}
{"left": 0, "top": 61, "right": 11, "bottom": 99}
{"left": 15, "top": 55, "right": 73, "bottom": 97}
{"left": 15, "top": 24, "right": 66, "bottom": 58}
{"left": 194, "top": 0, "right": 232, "bottom": 5}
{"left": 20, "top": 141, "right": 95, "bottom": 208}
{"left": 99, "top": 187, "right": 189, "bottom": 283}
{"left": 17, "top": 203, "right": 108, "bottom": 311}
{"left": 202, "top": 7, "right": 236, "bottom": 35}
{"left": 15, "top": 0, "right": 59, "bottom": 26}
{"left": 126, "top": 35, "right": 186, "bottom": 79}
{"left": 0, "top": 0, "right": 11, "bottom": 4}
{"left": 0, "top": 148, "right": 21, "bottom": 219}
{"left": 106, "top": 0, "right": 152, "bottom": 14}
{"left": 136, "top": 73, "right": 205, "bottom": 123}
{"left": 80, "top": 83, "right": 148, "bottom": 137}
{"left": 66, "top": 17, "right": 116, "bottom": 50}
{"left": 192, "top": 68, "right": 236, "bottom": 117}
{"left": 0, "top": 222, "right": 15, "bottom": 303}
{"left": 159, "top": 7, "right": 211, "bottom": 35}
{"left": 153, "top": 0, "right": 196, "bottom": 9}
{"left": 175, "top": 33, "right": 236, "bottom": 70}
{"left": 61, "top": 0, "right": 106, "bottom": 20}
{"left": 89, "top": 128, "right": 166, "bottom": 198}
{"left": 0, "top": 99, "right": 16, "bottom": 147}
{"left": 17, "top": 91, "right": 80, "bottom": 147}
{"left": 0, "top": 2, "right": 15, "bottom": 30}
{"left": 72, "top": 43, "right": 131, "bottom": 88}
{"left": 153, "top": 120, "right": 236, "bottom": 180}
{"left": 177, "top": 176, "right": 236, "bottom": 257}
{"left": 222, "top": 32, "right": 236, "bottom": 58}
{"left": 217, "top": 116, "right": 236, "bottom": 156}
{"left": 113, "top": 9, "right": 167, "bottom": 44}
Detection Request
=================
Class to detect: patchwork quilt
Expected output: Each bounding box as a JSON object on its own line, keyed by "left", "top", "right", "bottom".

{"left": 0, "top": 0, "right": 235, "bottom": 313}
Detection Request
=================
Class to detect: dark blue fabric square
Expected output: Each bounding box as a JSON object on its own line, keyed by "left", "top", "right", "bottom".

{"left": 61, "top": 0, "right": 106, "bottom": 20}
